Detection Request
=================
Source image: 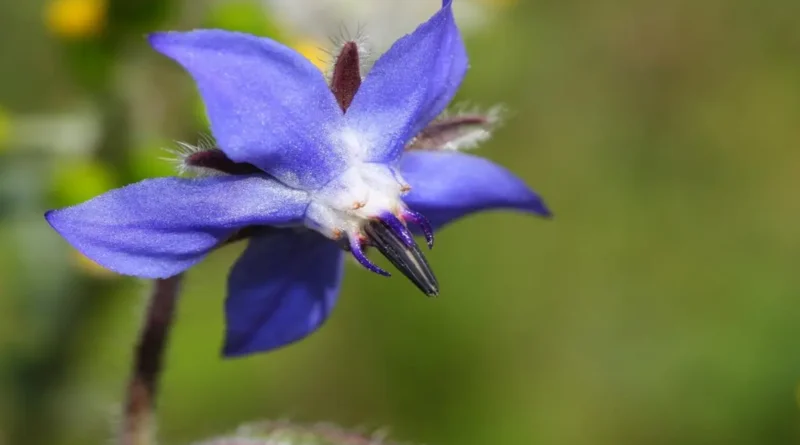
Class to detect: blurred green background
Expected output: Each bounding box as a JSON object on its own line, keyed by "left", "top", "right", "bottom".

{"left": 1, "top": 0, "right": 800, "bottom": 444}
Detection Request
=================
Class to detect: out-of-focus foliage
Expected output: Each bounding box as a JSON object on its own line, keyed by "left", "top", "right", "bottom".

{"left": 193, "top": 421, "right": 396, "bottom": 445}
{"left": 1, "top": 0, "right": 799, "bottom": 445}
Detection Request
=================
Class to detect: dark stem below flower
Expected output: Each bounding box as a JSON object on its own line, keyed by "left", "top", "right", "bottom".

{"left": 120, "top": 274, "right": 183, "bottom": 445}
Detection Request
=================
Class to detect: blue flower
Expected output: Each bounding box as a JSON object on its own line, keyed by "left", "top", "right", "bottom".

{"left": 45, "top": 0, "right": 551, "bottom": 357}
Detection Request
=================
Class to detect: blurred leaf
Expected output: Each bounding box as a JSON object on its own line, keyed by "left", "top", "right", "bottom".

{"left": 50, "top": 158, "right": 117, "bottom": 207}
{"left": 60, "top": 39, "right": 115, "bottom": 92}
{"left": 129, "top": 140, "right": 181, "bottom": 180}
{"left": 203, "top": 1, "right": 283, "bottom": 39}
{"left": 0, "top": 105, "right": 10, "bottom": 151}
{"left": 194, "top": 422, "right": 396, "bottom": 445}
{"left": 107, "top": 0, "right": 172, "bottom": 35}
{"left": 193, "top": 93, "right": 210, "bottom": 129}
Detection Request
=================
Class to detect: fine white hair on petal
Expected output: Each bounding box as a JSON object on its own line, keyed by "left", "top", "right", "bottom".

{"left": 159, "top": 133, "right": 222, "bottom": 177}
{"left": 439, "top": 129, "right": 492, "bottom": 152}
{"left": 408, "top": 104, "right": 509, "bottom": 152}
{"left": 197, "top": 132, "right": 217, "bottom": 150}
{"left": 446, "top": 102, "right": 508, "bottom": 127}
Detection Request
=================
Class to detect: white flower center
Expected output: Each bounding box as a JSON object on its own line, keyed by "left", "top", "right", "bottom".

{"left": 305, "top": 162, "right": 409, "bottom": 241}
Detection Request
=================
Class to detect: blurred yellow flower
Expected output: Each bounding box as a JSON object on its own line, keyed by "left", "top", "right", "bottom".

{"left": 45, "top": 0, "right": 106, "bottom": 39}
{"left": 293, "top": 40, "right": 328, "bottom": 71}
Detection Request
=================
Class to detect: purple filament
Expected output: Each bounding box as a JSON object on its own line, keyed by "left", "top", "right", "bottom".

{"left": 349, "top": 236, "right": 390, "bottom": 276}
{"left": 402, "top": 209, "right": 434, "bottom": 249}
{"left": 380, "top": 212, "right": 415, "bottom": 248}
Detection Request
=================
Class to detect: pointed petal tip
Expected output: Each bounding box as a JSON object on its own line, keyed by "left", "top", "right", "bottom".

{"left": 222, "top": 324, "right": 313, "bottom": 357}
{"left": 221, "top": 336, "right": 296, "bottom": 358}
{"left": 146, "top": 31, "right": 174, "bottom": 51}
{"left": 221, "top": 341, "right": 256, "bottom": 359}
{"left": 43, "top": 208, "right": 56, "bottom": 225}
{"left": 44, "top": 176, "right": 310, "bottom": 280}
{"left": 532, "top": 200, "right": 554, "bottom": 219}
{"left": 400, "top": 151, "right": 553, "bottom": 229}
{"left": 344, "top": 0, "right": 466, "bottom": 163}
{"left": 45, "top": 207, "right": 191, "bottom": 280}
{"left": 519, "top": 190, "right": 553, "bottom": 219}
{"left": 221, "top": 348, "right": 239, "bottom": 359}
{"left": 147, "top": 30, "right": 214, "bottom": 55}
{"left": 44, "top": 208, "right": 76, "bottom": 234}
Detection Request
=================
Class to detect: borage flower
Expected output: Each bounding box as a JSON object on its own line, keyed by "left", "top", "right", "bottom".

{"left": 45, "top": 0, "right": 550, "bottom": 357}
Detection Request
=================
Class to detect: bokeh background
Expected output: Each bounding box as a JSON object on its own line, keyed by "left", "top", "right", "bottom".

{"left": 1, "top": 0, "right": 800, "bottom": 444}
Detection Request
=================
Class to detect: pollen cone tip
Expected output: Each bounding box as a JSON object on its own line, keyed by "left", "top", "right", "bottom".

{"left": 364, "top": 220, "right": 439, "bottom": 297}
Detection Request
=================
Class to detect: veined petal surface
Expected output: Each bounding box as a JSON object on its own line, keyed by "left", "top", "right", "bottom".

{"left": 399, "top": 151, "right": 551, "bottom": 229}
{"left": 344, "top": 0, "right": 468, "bottom": 163}
{"left": 150, "top": 30, "right": 345, "bottom": 189}
{"left": 46, "top": 176, "right": 310, "bottom": 278}
{"left": 224, "top": 230, "right": 344, "bottom": 357}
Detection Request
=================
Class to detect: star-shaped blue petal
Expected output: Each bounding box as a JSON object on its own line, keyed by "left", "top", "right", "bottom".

{"left": 45, "top": 0, "right": 551, "bottom": 358}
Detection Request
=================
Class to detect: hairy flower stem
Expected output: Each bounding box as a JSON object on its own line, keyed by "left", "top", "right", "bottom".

{"left": 121, "top": 274, "right": 183, "bottom": 445}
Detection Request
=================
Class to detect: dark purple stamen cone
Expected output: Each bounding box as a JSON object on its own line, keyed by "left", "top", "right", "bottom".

{"left": 364, "top": 219, "right": 439, "bottom": 296}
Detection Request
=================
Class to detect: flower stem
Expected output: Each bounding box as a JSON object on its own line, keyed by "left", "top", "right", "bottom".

{"left": 121, "top": 274, "right": 183, "bottom": 445}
